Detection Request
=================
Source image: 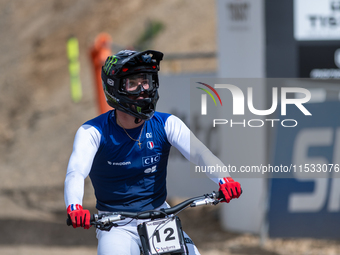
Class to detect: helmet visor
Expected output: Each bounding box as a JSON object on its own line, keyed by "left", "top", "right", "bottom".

{"left": 121, "top": 73, "right": 156, "bottom": 95}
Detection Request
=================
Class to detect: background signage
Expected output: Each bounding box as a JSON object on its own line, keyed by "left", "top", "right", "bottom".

{"left": 268, "top": 101, "right": 340, "bottom": 238}
{"left": 299, "top": 45, "right": 340, "bottom": 78}
{"left": 294, "top": 0, "right": 340, "bottom": 41}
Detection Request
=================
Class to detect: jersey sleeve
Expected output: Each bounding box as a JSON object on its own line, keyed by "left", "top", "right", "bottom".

{"left": 164, "top": 115, "right": 230, "bottom": 184}
{"left": 64, "top": 124, "right": 101, "bottom": 208}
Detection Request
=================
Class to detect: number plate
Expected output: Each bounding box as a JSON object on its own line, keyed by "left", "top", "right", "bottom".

{"left": 145, "top": 217, "right": 181, "bottom": 254}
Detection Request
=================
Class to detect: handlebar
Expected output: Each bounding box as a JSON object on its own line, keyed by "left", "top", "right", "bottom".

{"left": 67, "top": 190, "right": 224, "bottom": 230}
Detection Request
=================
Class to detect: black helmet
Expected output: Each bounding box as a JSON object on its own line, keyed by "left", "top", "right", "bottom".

{"left": 101, "top": 49, "right": 164, "bottom": 120}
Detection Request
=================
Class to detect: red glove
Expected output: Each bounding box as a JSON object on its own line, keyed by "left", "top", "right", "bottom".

{"left": 67, "top": 204, "right": 91, "bottom": 229}
{"left": 218, "top": 177, "right": 242, "bottom": 203}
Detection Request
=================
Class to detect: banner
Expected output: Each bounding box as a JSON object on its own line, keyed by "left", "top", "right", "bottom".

{"left": 269, "top": 101, "right": 340, "bottom": 238}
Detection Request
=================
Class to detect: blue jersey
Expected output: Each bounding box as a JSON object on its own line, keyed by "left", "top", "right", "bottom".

{"left": 65, "top": 110, "right": 223, "bottom": 214}
{"left": 86, "top": 110, "right": 172, "bottom": 212}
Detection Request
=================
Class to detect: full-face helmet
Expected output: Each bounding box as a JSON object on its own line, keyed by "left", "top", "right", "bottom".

{"left": 101, "top": 50, "right": 163, "bottom": 120}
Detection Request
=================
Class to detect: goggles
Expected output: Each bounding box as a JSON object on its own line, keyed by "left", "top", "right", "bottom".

{"left": 121, "top": 73, "right": 156, "bottom": 95}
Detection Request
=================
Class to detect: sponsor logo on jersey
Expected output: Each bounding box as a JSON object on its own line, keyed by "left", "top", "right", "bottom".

{"left": 142, "top": 154, "right": 161, "bottom": 166}
{"left": 144, "top": 165, "right": 157, "bottom": 173}
{"left": 146, "top": 132, "right": 153, "bottom": 138}
{"left": 107, "top": 161, "right": 131, "bottom": 166}
{"left": 147, "top": 141, "right": 155, "bottom": 150}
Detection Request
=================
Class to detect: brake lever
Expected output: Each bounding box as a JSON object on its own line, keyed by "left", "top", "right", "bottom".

{"left": 213, "top": 198, "right": 224, "bottom": 205}
{"left": 92, "top": 213, "right": 125, "bottom": 231}
{"left": 94, "top": 222, "right": 116, "bottom": 231}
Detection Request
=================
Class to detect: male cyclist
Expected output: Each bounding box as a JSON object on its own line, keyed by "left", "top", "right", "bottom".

{"left": 64, "top": 50, "right": 242, "bottom": 255}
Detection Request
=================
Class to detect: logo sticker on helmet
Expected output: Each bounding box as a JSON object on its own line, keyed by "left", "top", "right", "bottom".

{"left": 103, "top": 56, "right": 118, "bottom": 75}
{"left": 142, "top": 54, "right": 152, "bottom": 63}
{"left": 107, "top": 79, "right": 114, "bottom": 86}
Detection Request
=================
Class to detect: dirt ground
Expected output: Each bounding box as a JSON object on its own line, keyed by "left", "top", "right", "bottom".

{"left": 0, "top": 0, "right": 340, "bottom": 254}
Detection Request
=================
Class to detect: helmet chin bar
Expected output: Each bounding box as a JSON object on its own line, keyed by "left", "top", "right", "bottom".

{"left": 106, "top": 91, "right": 158, "bottom": 121}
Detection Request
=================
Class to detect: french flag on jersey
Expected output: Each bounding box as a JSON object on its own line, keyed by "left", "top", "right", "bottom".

{"left": 147, "top": 141, "right": 154, "bottom": 150}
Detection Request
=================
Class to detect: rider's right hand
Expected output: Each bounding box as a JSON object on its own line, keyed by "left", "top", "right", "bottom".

{"left": 67, "top": 204, "right": 91, "bottom": 229}
{"left": 218, "top": 177, "right": 242, "bottom": 203}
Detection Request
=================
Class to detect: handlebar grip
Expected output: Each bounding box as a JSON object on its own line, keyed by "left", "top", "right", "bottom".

{"left": 66, "top": 218, "right": 72, "bottom": 226}
{"left": 216, "top": 190, "right": 225, "bottom": 200}
{"left": 66, "top": 214, "right": 96, "bottom": 226}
